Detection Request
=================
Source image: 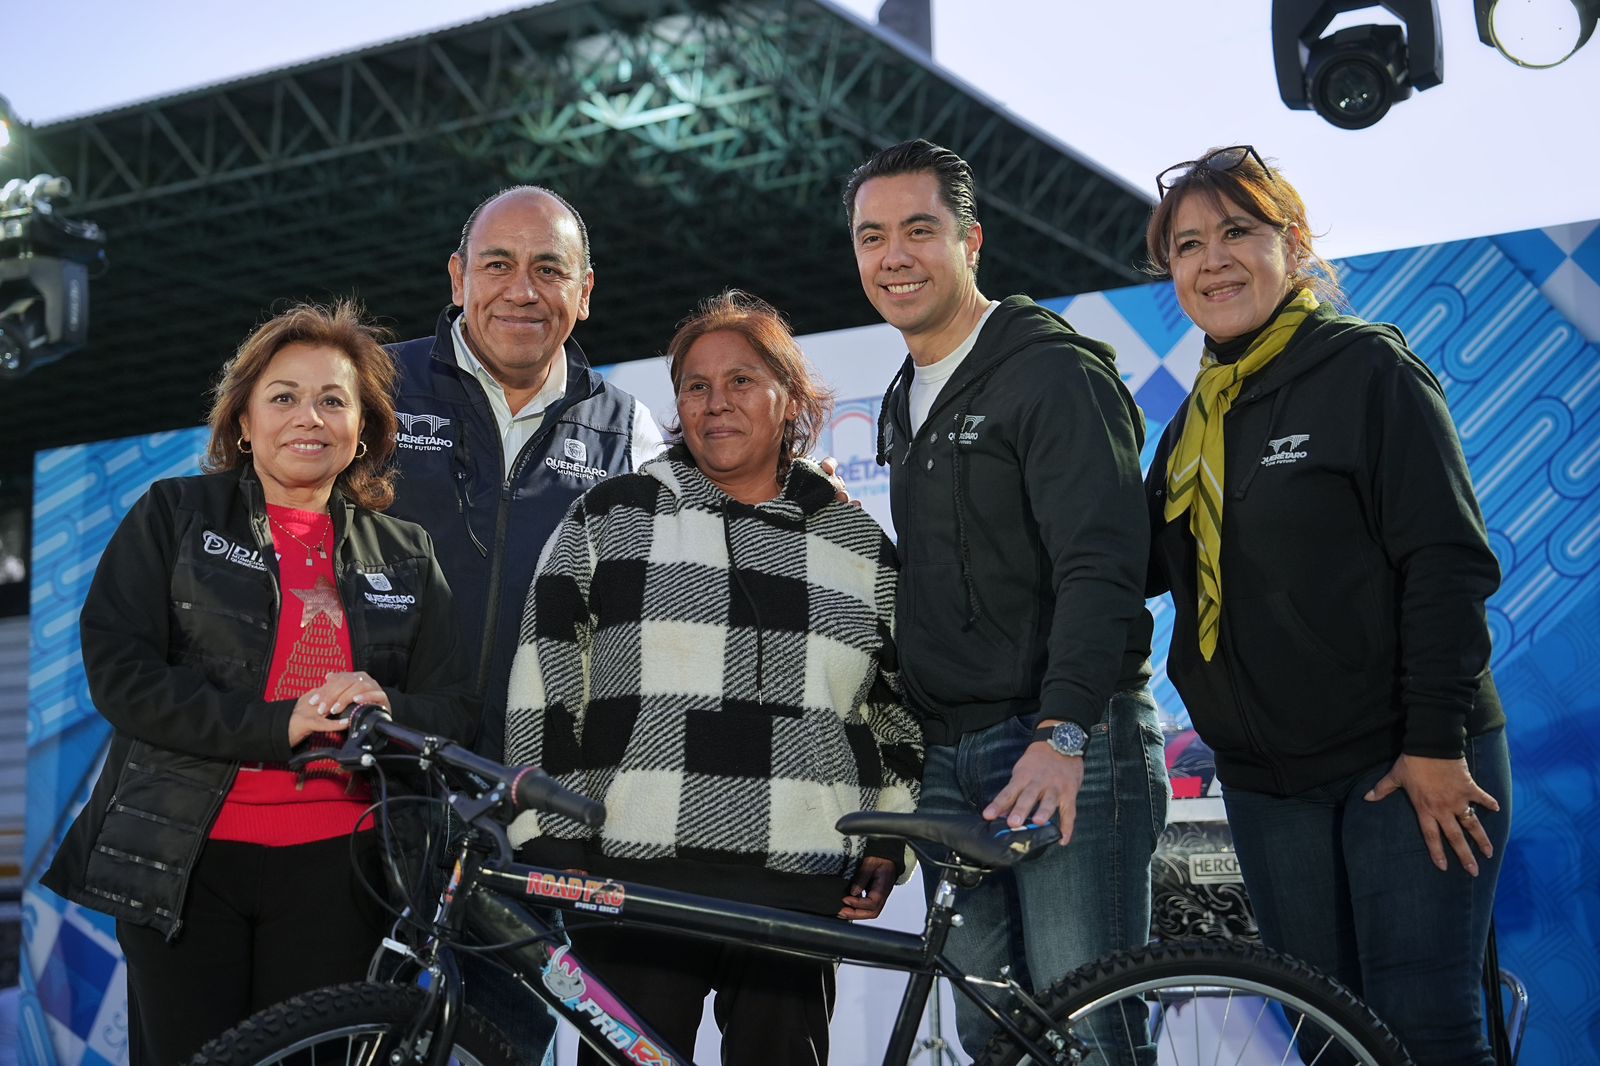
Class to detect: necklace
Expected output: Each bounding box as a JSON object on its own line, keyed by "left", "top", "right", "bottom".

{"left": 269, "top": 513, "right": 330, "bottom": 566}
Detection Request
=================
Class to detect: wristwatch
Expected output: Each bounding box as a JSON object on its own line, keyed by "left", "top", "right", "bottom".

{"left": 1032, "top": 720, "right": 1088, "bottom": 758}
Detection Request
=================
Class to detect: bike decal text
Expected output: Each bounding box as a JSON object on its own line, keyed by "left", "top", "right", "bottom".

{"left": 526, "top": 872, "right": 626, "bottom": 914}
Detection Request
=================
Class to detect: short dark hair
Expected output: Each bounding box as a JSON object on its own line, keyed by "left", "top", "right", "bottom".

{"left": 665, "top": 290, "right": 834, "bottom": 483}
{"left": 205, "top": 300, "right": 399, "bottom": 511}
{"left": 841, "top": 138, "right": 979, "bottom": 237}
{"left": 455, "top": 185, "right": 592, "bottom": 272}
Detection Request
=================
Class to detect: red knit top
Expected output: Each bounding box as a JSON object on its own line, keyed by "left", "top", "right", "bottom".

{"left": 209, "top": 505, "right": 374, "bottom": 845}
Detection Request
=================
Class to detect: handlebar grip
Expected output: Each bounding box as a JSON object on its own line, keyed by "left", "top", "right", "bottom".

{"left": 510, "top": 767, "right": 607, "bottom": 828}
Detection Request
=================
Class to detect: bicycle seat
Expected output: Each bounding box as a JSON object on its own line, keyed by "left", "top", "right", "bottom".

{"left": 835, "top": 811, "right": 1060, "bottom": 868}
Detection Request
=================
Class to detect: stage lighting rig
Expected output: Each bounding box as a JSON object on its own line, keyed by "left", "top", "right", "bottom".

{"left": 1272, "top": 1, "right": 1443, "bottom": 129}
{"left": 0, "top": 98, "right": 108, "bottom": 379}
{"left": 1476, "top": 0, "right": 1598, "bottom": 67}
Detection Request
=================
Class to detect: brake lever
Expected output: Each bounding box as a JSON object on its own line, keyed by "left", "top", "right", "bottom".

{"left": 286, "top": 704, "right": 391, "bottom": 772}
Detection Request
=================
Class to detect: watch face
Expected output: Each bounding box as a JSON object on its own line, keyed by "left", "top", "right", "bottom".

{"left": 1051, "top": 721, "right": 1088, "bottom": 756}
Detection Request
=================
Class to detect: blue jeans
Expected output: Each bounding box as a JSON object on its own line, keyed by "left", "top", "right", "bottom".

{"left": 919, "top": 687, "right": 1170, "bottom": 1063}
{"left": 1222, "top": 728, "right": 1512, "bottom": 1066}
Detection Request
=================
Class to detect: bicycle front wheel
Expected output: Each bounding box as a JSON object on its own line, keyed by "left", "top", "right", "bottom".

{"left": 975, "top": 941, "right": 1411, "bottom": 1066}
{"left": 189, "top": 981, "right": 518, "bottom": 1066}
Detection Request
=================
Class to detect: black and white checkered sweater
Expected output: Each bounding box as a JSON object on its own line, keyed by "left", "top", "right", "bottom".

{"left": 505, "top": 446, "right": 922, "bottom": 912}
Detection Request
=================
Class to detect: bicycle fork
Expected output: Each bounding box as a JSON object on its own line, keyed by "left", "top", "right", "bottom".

{"left": 373, "top": 840, "right": 477, "bottom": 1066}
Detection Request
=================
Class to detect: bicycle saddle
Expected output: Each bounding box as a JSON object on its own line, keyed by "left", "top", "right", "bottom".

{"left": 835, "top": 811, "right": 1060, "bottom": 868}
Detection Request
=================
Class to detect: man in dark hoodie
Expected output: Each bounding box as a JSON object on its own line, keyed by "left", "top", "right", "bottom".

{"left": 843, "top": 140, "right": 1168, "bottom": 1061}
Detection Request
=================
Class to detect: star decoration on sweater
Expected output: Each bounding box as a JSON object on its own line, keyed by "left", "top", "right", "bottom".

{"left": 292, "top": 576, "right": 345, "bottom": 629}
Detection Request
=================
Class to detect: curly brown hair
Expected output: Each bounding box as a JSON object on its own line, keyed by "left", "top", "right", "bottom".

{"left": 665, "top": 290, "right": 835, "bottom": 482}
{"left": 205, "top": 300, "right": 399, "bottom": 511}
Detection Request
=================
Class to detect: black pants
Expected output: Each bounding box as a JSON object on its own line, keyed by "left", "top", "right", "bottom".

{"left": 116, "top": 834, "right": 386, "bottom": 1065}
{"left": 569, "top": 925, "right": 836, "bottom": 1066}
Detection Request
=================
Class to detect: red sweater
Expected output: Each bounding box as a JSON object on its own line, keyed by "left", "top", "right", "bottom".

{"left": 210, "top": 505, "right": 373, "bottom": 845}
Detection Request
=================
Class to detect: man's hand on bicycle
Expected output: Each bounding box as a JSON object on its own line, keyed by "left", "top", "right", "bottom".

{"left": 983, "top": 744, "right": 1084, "bottom": 847}
{"left": 838, "top": 856, "right": 896, "bottom": 921}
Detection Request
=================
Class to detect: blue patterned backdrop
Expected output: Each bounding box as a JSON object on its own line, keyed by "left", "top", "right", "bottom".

{"left": 1044, "top": 222, "right": 1600, "bottom": 1065}
{"left": 20, "top": 221, "right": 1600, "bottom": 1064}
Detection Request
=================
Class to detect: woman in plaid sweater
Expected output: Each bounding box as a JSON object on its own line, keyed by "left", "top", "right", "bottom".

{"left": 505, "top": 290, "right": 921, "bottom": 1064}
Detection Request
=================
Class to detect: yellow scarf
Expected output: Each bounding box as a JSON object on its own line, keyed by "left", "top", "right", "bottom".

{"left": 1165, "top": 288, "right": 1319, "bottom": 660}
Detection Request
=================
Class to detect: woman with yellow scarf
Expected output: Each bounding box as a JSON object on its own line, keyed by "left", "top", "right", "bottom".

{"left": 1143, "top": 146, "right": 1510, "bottom": 1066}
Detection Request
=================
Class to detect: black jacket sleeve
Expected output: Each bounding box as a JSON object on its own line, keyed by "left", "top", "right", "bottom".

{"left": 1142, "top": 412, "right": 1184, "bottom": 599}
{"left": 1366, "top": 349, "right": 1501, "bottom": 757}
{"left": 79, "top": 482, "right": 295, "bottom": 763}
{"left": 1018, "top": 350, "right": 1151, "bottom": 726}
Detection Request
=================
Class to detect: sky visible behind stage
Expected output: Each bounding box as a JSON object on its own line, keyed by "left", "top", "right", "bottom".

{"left": 4, "top": 0, "right": 1599, "bottom": 262}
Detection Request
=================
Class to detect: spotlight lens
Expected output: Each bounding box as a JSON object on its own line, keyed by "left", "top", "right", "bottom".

{"left": 1491, "top": 0, "right": 1586, "bottom": 67}
{"left": 1311, "top": 54, "right": 1395, "bottom": 130}
{"left": 1323, "top": 62, "right": 1385, "bottom": 118}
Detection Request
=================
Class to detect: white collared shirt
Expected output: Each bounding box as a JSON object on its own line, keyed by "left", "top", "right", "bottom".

{"left": 451, "top": 316, "right": 666, "bottom": 477}
{"left": 451, "top": 317, "right": 569, "bottom": 476}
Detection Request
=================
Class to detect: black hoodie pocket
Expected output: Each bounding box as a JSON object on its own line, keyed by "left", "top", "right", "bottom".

{"left": 1223, "top": 590, "right": 1394, "bottom": 756}
{"left": 902, "top": 562, "right": 1024, "bottom": 703}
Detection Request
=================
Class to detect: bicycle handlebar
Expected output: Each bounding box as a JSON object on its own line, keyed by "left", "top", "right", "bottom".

{"left": 289, "top": 705, "right": 607, "bottom": 828}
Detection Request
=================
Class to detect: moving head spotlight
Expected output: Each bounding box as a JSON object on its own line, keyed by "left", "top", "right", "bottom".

{"left": 0, "top": 174, "right": 108, "bottom": 378}
{"left": 1273, "top": 1, "right": 1443, "bottom": 130}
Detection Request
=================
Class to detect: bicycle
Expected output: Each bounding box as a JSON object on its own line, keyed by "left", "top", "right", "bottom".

{"left": 191, "top": 707, "right": 1411, "bottom": 1066}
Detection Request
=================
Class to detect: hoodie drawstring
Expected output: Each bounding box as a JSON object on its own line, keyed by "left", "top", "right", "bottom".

{"left": 721, "top": 500, "right": 766, "bottom": 704}
{"left": 875, "top": 357, "right": 913, "bottom": 467}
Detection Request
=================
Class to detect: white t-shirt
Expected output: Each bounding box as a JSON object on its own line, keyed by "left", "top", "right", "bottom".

{"left": 908, "top": 302, "right": 1000, "bottom": 437}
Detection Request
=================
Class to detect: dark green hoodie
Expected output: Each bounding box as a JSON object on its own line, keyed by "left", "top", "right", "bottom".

{"left": 878, "top": 296, "right": 1153, "bottom": 746}
{"left": 1146, "top": 303, "right": 1505, "bottom": 794}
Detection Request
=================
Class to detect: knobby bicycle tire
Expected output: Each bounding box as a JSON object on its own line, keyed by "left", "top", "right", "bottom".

{"left": 975, "top": 940, "right": 1412, "bottom": 1066}
{"left": 188, "top": 981, "right": 519, "bottom": 1066}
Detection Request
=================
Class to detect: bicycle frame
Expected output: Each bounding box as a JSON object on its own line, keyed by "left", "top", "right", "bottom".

{"left": 392, "top": 832, "right": 1076, "bottom": 1066}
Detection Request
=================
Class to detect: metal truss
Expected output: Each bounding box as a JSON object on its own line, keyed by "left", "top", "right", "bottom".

{"left": 2, "top": 0, "right": 1153, "bottom": 471}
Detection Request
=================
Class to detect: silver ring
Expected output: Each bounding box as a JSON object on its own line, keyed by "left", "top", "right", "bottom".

{"left": 1461, "top": 806, "right": 1477, "bottom": 820}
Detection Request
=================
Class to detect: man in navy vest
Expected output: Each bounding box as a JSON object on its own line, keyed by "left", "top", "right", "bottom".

{"left": 386, "top": 186, "right": 663, "bottom": 1064}
{"left": 387, "top": 186, "right": 663, "bottom": 763}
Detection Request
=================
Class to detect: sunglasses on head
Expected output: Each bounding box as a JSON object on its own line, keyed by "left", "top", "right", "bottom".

{"left": 1156, "top": 145, "right": 1273, "bottom": 200}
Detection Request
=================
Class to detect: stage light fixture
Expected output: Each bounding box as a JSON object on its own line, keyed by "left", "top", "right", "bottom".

{"left": 1273, "top": 1, "right": 1443, "bottom": 130}
{"left": 1475, "top": 0, "right": 1598, "bottom": 67}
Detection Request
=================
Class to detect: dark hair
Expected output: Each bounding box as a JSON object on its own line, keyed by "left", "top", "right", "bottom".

{"left": 1144, "top": 147, "right": 1344, "bottom": 307}
{"left": 205, "top": 300, "right": 400, "bottom": 511}
{"left": 665, "top": 290, "right": 834, "bottom": 482}
{"left": 455, "top": 185, "right": 592, "bottom": 272}
{"left": 842, "top": 138, "right": 979, "bottom": 240}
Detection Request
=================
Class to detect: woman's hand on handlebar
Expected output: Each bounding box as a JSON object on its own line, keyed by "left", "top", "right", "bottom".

{"left": 288, "top": 671, "right": 392, "bottom": 746}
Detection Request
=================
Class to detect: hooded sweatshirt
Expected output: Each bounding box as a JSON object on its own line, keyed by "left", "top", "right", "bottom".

{"left": 878, "top": 296, "right": 1153, "bottom": 745}
{"left": 504, "top": 446, "right": 923, "bottom": 915}
{"left": 1146, "top": 303, "right": 1505, "bottom": 795}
